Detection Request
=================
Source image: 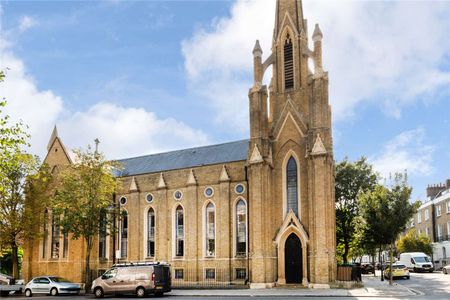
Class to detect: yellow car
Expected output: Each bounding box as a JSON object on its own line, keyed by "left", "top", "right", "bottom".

{"left": 384, "top": 263, "right": 410, "bottom": 279}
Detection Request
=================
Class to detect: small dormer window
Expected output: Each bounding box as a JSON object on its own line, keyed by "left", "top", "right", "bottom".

{"left": 284, "top": 34, "right": 294, "bottom": 89}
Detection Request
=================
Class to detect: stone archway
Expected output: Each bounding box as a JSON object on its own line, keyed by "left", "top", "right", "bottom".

{"left": 275, "top": 211, "right": 309, "bottom": 286}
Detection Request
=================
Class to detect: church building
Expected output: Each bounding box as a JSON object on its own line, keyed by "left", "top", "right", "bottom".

{"left": 23, "top": 0, "right": 336, "bottom": 287}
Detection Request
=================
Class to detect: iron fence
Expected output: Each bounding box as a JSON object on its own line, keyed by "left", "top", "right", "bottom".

{"left": 171, "top": 268, "right": 248, "bottom": 288}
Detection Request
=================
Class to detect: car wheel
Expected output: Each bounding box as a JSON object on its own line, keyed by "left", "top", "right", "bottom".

{"left": 25, "top": 289, "right": 32, "bottom": 297}
{"left": 443, "top": 268, "right": 447, "bottom": 274}
{"left": 50, "top": 288, "right": 58, "bottom": 296}
{"left": 136, "top": 287, "right": 145, "bottom": 298}
{"left": 406, "top": 276, "right": 410, "bottom": 280}
{"left": 429, "top": 270, "right": 433, "bottom": 273}
{"left": 155, "top": 291, "right": 164, "bottom": 297}
{"left": 94, "top": 287, "right": 104, "bottom": 298}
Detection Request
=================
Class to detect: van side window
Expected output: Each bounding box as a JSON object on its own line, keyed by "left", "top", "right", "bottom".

{"left": 410, "top": 258, "right": 414, "bottom": 264}
{"left": 102, "top": 268, "right": 117, "bottom": 279}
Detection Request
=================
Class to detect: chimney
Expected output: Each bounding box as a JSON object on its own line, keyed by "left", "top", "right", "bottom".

{"left": 426, "top": 181, "right": 448, "bottom": 199}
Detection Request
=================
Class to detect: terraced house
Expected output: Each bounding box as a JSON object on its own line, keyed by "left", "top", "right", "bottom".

{"left": 23, "top": 0, "right": 336, "bottom": 287}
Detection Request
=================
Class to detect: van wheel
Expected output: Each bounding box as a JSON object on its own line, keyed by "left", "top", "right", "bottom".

{"left": 50, "top": 288, "right": 58, "bottom": 296}
{"left": 136, "top": 287, "right": 146, "bottom": 298}
{"left": 25, "top": 289, "right": 32, "bottom": 297}
{"left": 444, "top": 269, "right": 448, "bottom": 274}
{"left": 94, "top": 287, "right": 104, "bottom": 298}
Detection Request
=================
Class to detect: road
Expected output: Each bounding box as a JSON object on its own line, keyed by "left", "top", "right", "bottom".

{"left": 396, "top": 270, "right": 450, "bottom": 298}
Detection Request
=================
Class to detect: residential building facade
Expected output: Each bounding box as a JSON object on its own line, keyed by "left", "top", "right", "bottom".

{"left": 22, "top": 0, "right": 336, "bottom": 287}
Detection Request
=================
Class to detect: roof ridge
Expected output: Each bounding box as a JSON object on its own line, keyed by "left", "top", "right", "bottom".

{"left": 116, "top": 139, "right": 249, "bottom": 162}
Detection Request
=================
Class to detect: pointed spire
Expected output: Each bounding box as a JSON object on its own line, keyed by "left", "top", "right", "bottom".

{"left": 157, "top": 173, "right": 166, "bottom": 189}
{"left": 252, "top": 40, "right": 262, "bottom": 57}
{"left": 186, "top": 169, "right": 197, "bottom": 186}
{"left": 47, "top": 125, "right": 59, "bottom": 151}
{"left": 311, "top": 133, "right": 327, "bottom": 155}
{"left": 274, "top": 0, "right": 305, "bottom": 41}
{"left": 249, "top": 144, "right": 264, "bottom": 164}
{"left": 219, "top": 165, "right": 230, "bottom": 182}
{"left": 312, "top": 23, "right": 323, "bottom": 42}
{"left": 129, "top": 176, "right": 139, "bottom": 192}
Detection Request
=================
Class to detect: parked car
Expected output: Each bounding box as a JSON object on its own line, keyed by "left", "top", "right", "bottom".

{"left": 24, "top": 276, "right": 81, "bottom": 297}
{"left": 443, "top": 264, "right": 450, "bottom": 274}
{"left": 384, "top": 263, "right": 410, "bottom": 280}
{"left": 360, "top": 263, "right": 375, "bottom": 274}
{"left": 91, "top": 262, "right": 171, "bottom": 298}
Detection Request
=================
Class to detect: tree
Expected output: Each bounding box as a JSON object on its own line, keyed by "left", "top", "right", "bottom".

{"left": 0, "top": 71, "right": 52, "bottom": 278}
{"left": 357, "top": 173, "right": 415, "bottom": 285}
{"left": 52, "top": 146, "right": 119, "bottom": 290}
{"left": 397, "top": 229, "right": 433, "bottom": 256}
{"left": 335, "top": 157, "right": 378, "bottom": 263}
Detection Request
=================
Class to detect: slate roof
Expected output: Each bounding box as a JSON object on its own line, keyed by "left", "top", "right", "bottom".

{"left": 116, "top": 139, "right": 249, "bottom": 177}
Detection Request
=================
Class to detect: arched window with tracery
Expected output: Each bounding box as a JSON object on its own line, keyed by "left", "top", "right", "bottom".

{"left": 147, "top": 208, "right": 155, "bottom": 257}
{"left": 236, "top": 200, "right": 247, "bottom": 256}
{"left": 284, "top": 34, "right": 294, "bottom": 89}
{"left": 51, "top": 213, "right": 60, "bottom": 259}
{"left": 43, "top": 210, "right": 48, "bottom": 258}
{"left": 175, "top": 206, "right": 184, "bottom": 257}
{"left": 205, "top": 203, "right": 215, "bottom": 256}
{"left": 286, "top": 156, "right": 298, "bottom": 216}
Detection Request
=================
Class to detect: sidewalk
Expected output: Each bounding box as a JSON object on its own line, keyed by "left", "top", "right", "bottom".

{"left": 169, "top": 275, "right": 417, "bottom": 297}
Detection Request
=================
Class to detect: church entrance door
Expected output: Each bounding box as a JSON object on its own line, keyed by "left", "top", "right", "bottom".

{"left": 284, "top": 233, "right": 302, "bottom": 283}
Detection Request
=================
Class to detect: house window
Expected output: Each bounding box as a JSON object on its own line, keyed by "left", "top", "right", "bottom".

{"left": 286, "top": 156, "right": 298, "bottom": 216}
{"left": 417, "top": 212, "right": 422, "bottom": 223}
{"left": 236, "top": 200, "right": 247, "bottom": 256}
{"left": 99, "top": 210, "right": 107, "bottom": 259}
{"left": 43, "top": 210, "right": 48, "bottom": 258}
{"left": 447, "top": 201, "right": 450, "bottom": 213}
{"left": 425, "top": 209, "right": 429, "bottom": 221}
{"left": 175, "top": 206, "right": 184, "bottom": 257}
{"left": 174, "top": 269, "right": 184, "bottom": 279}
{"left": 147, "top": 208, "right": 155, "bottom": 257}
{"left": 418, "top": 229, "right": 422, "bottom": 235}
{"left": 436, "top": 205, "right": 442, "bottom": 217}
{"left": 120, "top": 211, "right": 128, "bottom": 258}
{"left": 426, "top": 227, "right": 430, "bottom": 237}
{"left": 437, "top": 224, "right": 442, "bottom": 239}
{"left": 205, "top": 203, "right": 215, "bottom": 256}
{"left": 51, "top": 214, "right": 60, "bottom": 259}
{"left": 236, "top": 268, "right": 246, "bottom": 280}
{"left": 205, "top": 268, "right": 215, "bottom": 280}
{"left": 284, "top": 34, "right": 294, "bottom": 89}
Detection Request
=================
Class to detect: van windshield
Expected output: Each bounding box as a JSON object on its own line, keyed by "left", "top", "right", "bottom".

{"left": 414, "top": 257, "right": 430, "bottom": 263}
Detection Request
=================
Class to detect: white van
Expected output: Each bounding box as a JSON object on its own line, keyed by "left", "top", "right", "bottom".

{"left": 399, "top": 252, "right": 434, "bottom": 272}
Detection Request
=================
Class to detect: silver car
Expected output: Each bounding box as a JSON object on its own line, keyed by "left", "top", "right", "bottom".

{"left": 24, "top": 276, "right": 81, "bottom": 297}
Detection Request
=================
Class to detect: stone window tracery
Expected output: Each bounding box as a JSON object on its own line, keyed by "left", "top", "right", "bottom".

{"left": 147, "top": 208, "right": 155, "bottom": 257}
{"left": 236, "top": 199, "right": 247, "bottom": 256}
{"left": 286, "top": 156, "right": 298, "bottom": 216}
{"left": 205, "top": 203, "right": 215, "bottom": 256}
{"left": 175, "top": 205, "right": 184, "bottom": 256}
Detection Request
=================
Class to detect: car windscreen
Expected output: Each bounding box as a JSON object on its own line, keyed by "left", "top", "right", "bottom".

{"left": 413, "top": 257, "right": 430, "bottom": 263}
{"left": 49, "top": 277, "right": 71, "bottom": 283}
{"left": 392, "top": 265, "right": 406, "bottom": 269}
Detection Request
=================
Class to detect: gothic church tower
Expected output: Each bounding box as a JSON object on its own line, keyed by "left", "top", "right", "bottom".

{"left": 247, "top": 0, "right": 336, "bottom": 286}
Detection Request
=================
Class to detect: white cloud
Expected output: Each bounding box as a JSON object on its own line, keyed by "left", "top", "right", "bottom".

{"left": 0, "top": 43, "right": 209, "bottom": 161}
{"left": 370, "top": 128, "right": 435, "bottom": 178}
{"left": 19, "top": 15, "right": 38, "bottom": 32}
{"left": 182, "top": 0, "right": 450, "bottom": 128}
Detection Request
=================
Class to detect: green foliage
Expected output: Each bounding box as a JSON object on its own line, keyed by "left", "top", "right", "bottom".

{"left": 0, "top": 71, "right": 52, "bottom": 278}
{"left": 52, "top": 146, "right": 120, "bottom": 287}
{"left": 397, "top": 229, "right": 433, "bottom": 256}
{"left": 0, "top": 247, "right": 23, "bottom": 275}
{"left": 335, "top": 157, "right": 378, "bottom": 263}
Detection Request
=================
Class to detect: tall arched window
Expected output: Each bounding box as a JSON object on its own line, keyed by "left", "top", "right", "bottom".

{"left": 286, "top": 156, "right": 298, "bottom": 216}
{"left": 205, "top": 203, "right": 215, "bottom": 256}
{"left": 51, "top": 213, "right": 60, "bottom": 259}
{"left": 120, "top": 211, "right": 128, "bottom": 258}
{"left": 284, "top": 34, "right": 294, "bottom": 89}
{"left": 43, "top": 210, "right": 48, "bottom": 258}
{"left": 175, "top": 206, "right": 184, "bottom": 257}
{"left": 147, "top": 208, "right": 155, "bottom": 257}
{"left": 98, "top": 210, "right": 107, "bottom": 259}
{"left": 236, "top": 200, "right": 247, "bottom": 256}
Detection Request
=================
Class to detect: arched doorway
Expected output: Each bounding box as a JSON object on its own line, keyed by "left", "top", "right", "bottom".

{"left": 284, "top": 233, "right": 302, "bottom": 283}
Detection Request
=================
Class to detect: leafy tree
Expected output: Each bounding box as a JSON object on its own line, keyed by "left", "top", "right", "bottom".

{"left": 335, "top": 157, "right": 378, "bottom": 263}
{"left": 357, "top": 173, "right": 415, "bottom": 285}
{"left": 397, "top": 229, "right": 433, "bottom": 256}
{"left": 0, "top": 71, "right": 52, "bottom": 278}
{"left": 52, "top": 146, "right": 119, "bottom": 290}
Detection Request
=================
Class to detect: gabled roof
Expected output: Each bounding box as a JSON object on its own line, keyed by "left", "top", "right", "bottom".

{"left": 116, "top": 140, "right": 249, "bottom": 177}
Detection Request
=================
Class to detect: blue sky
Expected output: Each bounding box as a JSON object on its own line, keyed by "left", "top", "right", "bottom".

{"left": 0, "top": 0, "right": 449, "bottom": 202}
